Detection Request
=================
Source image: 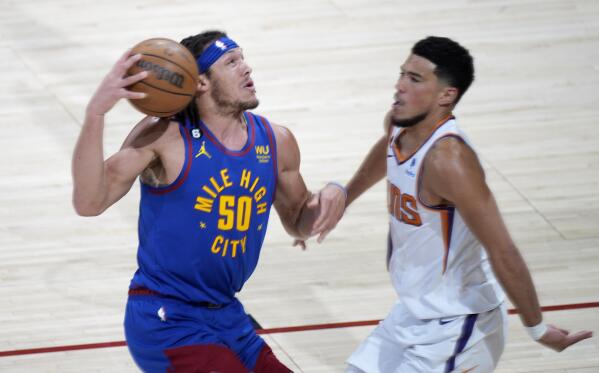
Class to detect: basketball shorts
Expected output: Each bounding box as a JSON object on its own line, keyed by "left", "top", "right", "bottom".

{"left": 346, "top": 301, "right": 507, "bottom": 373}
{"left": 124, "top": 291, "right": 291, "bottom": 372}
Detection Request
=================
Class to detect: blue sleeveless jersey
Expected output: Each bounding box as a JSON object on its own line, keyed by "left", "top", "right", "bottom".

{"left": 130, "top": 112, "right": 278, "bottom": 304}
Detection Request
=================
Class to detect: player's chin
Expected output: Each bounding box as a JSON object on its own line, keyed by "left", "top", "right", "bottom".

{"left": 392, "top": 103, "right": 418, "bottom": 119}
{"left": 390, "top": 108, "right": 406, "bottom": 122}
{"left": 241, "top": 97, "right": 259, "bottom": 110}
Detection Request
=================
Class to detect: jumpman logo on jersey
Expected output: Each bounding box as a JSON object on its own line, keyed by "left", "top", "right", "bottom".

{"left": 195, "top": 141, "right": 212, "bottom": 159}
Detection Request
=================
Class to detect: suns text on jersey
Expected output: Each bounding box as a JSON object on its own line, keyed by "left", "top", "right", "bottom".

{"left": 388, "top": 182, "right": 422, "bottom": 226}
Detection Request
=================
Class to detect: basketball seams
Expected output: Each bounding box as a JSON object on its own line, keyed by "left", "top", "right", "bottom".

{"left": 138, "top": 53, "right": 197, "bottom": 82}
{"left": 127, "top": 38, "right": 198, "bottom": 117}
{"left": 136, "top": 80, "right": 193, "bottom": 97}
{"left": 130, "top": 106, "right": 182, "bottom": 115}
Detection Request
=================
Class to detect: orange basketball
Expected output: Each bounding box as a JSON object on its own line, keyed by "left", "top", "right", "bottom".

{"left": 127, "top": 38, "right": 199, "bottom": 117}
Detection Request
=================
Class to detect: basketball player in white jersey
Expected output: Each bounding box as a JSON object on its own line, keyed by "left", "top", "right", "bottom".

{"left": 337, "top": 36, "right": 593, "bottom": 372}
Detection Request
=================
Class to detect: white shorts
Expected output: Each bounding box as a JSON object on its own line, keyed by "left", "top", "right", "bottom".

{"left": 346, "top": 301, "right": 507, "bottom": 373}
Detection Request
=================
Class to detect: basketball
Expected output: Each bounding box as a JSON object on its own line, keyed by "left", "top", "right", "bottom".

{"left": 127, "top": 38, "right": 199, "bottom": 117}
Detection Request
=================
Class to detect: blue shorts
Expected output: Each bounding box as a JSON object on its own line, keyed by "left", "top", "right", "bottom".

{"left": 124, "top": 291, "right": 266, "bottom": 372}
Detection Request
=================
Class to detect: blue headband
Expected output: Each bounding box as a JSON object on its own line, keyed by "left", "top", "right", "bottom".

{"left": 197, "top": 37, "right": 239, "bottom": 73}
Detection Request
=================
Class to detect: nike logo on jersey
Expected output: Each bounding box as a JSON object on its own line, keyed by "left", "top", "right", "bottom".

{"left": 439, "top": 317, "right": 459, "bottom": 325}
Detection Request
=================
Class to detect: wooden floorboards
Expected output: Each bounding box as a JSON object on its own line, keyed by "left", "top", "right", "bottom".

{"left": 0, "top": 0, "right": 598, "bottom": 371}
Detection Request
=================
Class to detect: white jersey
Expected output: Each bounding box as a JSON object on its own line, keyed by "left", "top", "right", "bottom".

{"left": 386, "top": 115, "right": 504, "bottom": 319}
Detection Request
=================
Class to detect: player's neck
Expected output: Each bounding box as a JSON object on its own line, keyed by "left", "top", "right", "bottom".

{"left": 203, "top": 112, "right": 247, "bottom": 143}
{"left": 197, "top": 102, "right": 247, "bottom": 142}
{"left": 402, "top": 110, "right": 452, "bottom": 140}
{"left": 398, "top": 111, "right": 451, "bottom": 150}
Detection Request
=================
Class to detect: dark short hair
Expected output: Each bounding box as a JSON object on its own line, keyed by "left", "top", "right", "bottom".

{"left": 412, "top": 36, "right": 474, "bottom": 104}
{"left": 180, "top": 30, "right": 228, "bottom": 72}
{"left": 175, "top": 30, "right": 227, "bottom": 126}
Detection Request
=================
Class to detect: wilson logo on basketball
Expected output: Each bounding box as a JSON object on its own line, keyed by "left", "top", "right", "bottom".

{"left": 136, "top": 59, "right": 185, "bottom": 88}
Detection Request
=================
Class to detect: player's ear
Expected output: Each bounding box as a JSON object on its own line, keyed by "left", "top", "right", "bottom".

{"left": 438, "top": 86, "right": 458, "bottom": 107}
{"left": 197, "top": 74, "right": 210, "bottom": 93}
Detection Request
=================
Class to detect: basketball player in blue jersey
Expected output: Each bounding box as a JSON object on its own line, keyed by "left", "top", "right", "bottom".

{"left": 318, "top": 37, "right": 592, "bottom": 372}
{"left": 72, "top": 30, "right": 346, "bottom": 372}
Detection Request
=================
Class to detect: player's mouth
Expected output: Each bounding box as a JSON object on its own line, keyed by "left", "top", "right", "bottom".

{"left": 243, "top": 79, "right": 256, "bottom": 92}
{"left": 393, "top": 99, "right": 404, "bottom": 107}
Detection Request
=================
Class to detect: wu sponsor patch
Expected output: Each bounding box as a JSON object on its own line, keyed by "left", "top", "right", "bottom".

{"left": 255, "top": 145, "right": 271, "bottom": 163}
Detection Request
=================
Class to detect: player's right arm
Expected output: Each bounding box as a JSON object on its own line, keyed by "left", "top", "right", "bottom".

{"left": 72, "top": 50, "right": 152, "bottom": 216}
{"left": 344, "top": 111, "right": 391, "bottom": 206}
{"left": 424, "top": 137, "right": 593, "bottom": 352}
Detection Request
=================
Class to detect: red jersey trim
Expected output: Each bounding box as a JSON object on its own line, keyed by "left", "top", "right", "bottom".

{"left": 199, "top": 112, "right": 256, "bottom": 157}
{"left": 146, "top": 125, "right": 193, "bottom": 195}
{"left": 258, "top": 115, "right": 279, "bottom": 203}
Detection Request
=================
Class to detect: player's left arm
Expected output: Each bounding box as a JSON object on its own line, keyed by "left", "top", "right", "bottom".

{"left": 424, "top": 137, "right": 592, "bottom": 352}
{"left": 271, "top": 124, "right": 346, "bottom": 241}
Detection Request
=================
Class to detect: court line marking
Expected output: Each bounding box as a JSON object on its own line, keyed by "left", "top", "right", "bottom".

{"left": 1, "top": 301, "right": 597, "bottom": 357}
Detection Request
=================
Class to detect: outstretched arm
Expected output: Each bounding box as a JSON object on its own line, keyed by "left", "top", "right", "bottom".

{"left": 296, "top": 112, "right": 390, "bottom": 247}
{"left": 345, "top": 111, "right": 391, "bottom": 206}
{"left": 424, "top": 137, "right": 592, "bottom": 351}
{"left": 345, "top": 135, "right": 387, "bottom": 206}
{"left": 272, "top": 125, "right": 345, "bottom": 241}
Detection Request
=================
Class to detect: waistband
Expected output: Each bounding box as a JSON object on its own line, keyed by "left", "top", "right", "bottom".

{"left": 128, "top": 287, "right": 224, "bottom": 309}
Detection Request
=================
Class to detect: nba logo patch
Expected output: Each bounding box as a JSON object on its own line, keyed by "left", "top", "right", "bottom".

{"left": 405, "top": 158, "right": 417, "bottom": 177}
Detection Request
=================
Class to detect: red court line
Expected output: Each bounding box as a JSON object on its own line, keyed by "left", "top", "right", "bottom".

{"left": 0, "top": 341, "right": 127, "bottom": 357}
{"left": 1, "top": 301, "right": 598, "bottom": 358}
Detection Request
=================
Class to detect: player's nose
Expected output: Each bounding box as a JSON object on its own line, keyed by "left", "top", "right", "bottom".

{"left": 395, "top": 76, "right": 407, "bottom": 93}
{"left": 241, "top": 60, "right": 252, "bottom": 76}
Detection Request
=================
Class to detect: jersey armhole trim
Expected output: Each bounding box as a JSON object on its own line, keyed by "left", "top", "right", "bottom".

{"left": 416, "top": 133, "right": 466, "bottom": 211}
{"left": 391, "top": 114, "right": 454, "bottom": 165}
{"left": 257, "top": 114, "right": 278, "bottom": 203}
{"left": 144, "top": 123, "right": 192, "bottom": 195}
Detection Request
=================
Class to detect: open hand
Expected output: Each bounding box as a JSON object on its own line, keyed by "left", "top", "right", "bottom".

{"left": 538, "top": 324, "right": 593, "bottom": 352}
{"left": 310, "top": 183, "right": 347, "bottom": 243}
{"left": 87, "top": 50, "right": 148, "bottom": 116}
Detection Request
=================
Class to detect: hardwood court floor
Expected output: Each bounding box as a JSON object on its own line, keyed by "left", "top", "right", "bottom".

{"left": 0, "top": 0, "right": 598, "bottom": 371}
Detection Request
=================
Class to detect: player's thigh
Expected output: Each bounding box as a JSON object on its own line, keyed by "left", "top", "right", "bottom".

{"left": 451, "top": 305, "right": 508, "bottom": 372}
{"left": 346, "top": 321, "right": 406, "bottom": 373}
{"left": 399, "top": 305, "right": 507, "bottom": 373}
{"left": 164, "top": 344, "right": 248, "bottom": 373}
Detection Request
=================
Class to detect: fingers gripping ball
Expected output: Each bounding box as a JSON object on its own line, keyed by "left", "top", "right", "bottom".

{"left": 127, "top": 38, "right": 199, "bottom": 117}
